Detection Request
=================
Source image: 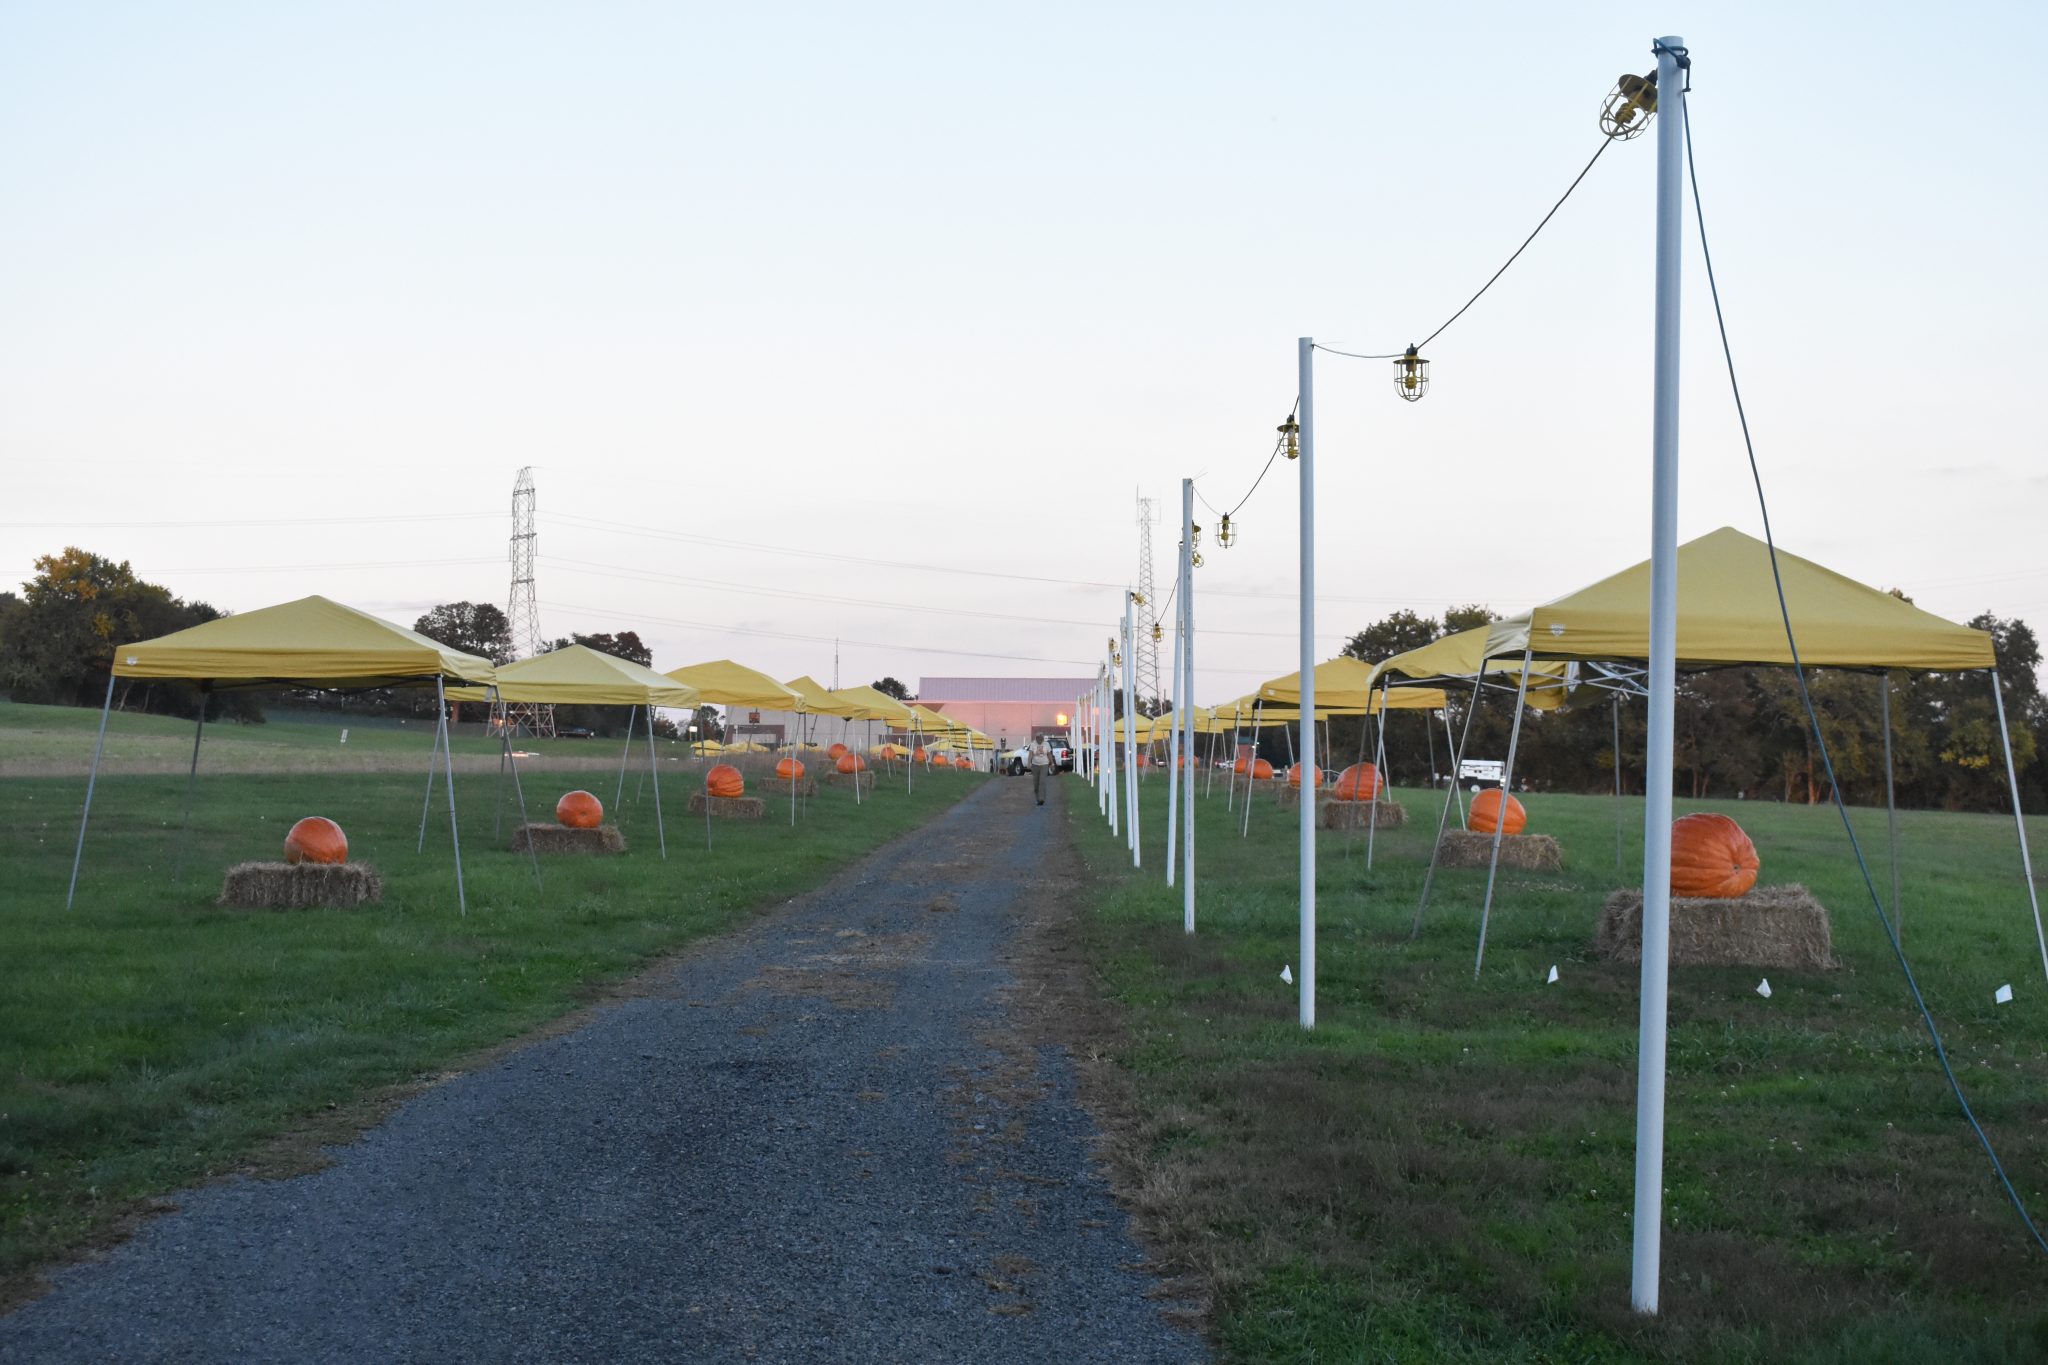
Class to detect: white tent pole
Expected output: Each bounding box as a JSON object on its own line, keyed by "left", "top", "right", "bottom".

{"left": 1613, "top": 692, "right": 1626, "bottom": 870}
{"left": 615, "top": 705, "right": 637, "bottom": 810}
{"left": 1181, "top": 476, "right": 1197, "bottom": 933}
{"left": 1297, "top": 333, "right": 1316, "bottom": 1032}
{"left": 1413, "top": 672, "right": 1485, "bottom": 934}
{"left": 1122, "top": 598, "right": 1140, "bottom": 867}
{"left": 1366, "top": 679, "right": 1390, "bottom": 870}
{"left": 438, "top": 677, "right": 468, "bottom": 916}
{"left": 647, "top": 707, "right": 667, "bottom": 859}
{"left": 1631, "top": 33, "right": 1687, "bottom": 1317}
{"left": 497, "top": 686, "right": 542, "bottom": 890}
{"left": 1991, "top": 669, "right": 2048, "bottom": 985}
{"left": 417, "top": 696, "right": 440, "bottom": 854}
{"left": 1242, "top": 699, "right": 1263, "bottom": 839}
{"left": 172, "top": 689, "right": 208, "bottom": 884}
{"left": 64, "top": 672, "right": 117, "bottom": 910}
{"left": 1166, "top": 518, "right": 1185, "bottom": 888}
{"left": 1473, "top": 644, "right": 1535, "bottom": 977}
{"left": 1224, "top": 706, "right": 1240, "bottom": 813}
{"left": 492, "top": 698, "right": 511, "bottom": 840}
{"left": 1880, "top": 675, "right": 1901, "bottom": 942}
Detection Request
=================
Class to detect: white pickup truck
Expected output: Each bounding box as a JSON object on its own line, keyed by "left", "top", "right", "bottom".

{"left": 1003, "top": 740, "right": 1074, "bottom": 776}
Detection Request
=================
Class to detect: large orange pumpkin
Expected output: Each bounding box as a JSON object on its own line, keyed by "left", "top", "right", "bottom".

{"left": 836, "top": 752, "right": 867, "bottom": 774}
{"left": 284, "top": 816, "right": 347, "bottom": 865}
{"left": 1287, "top": 763, "right": 1323, "bottom": 790}
{"left": 954, "top": 755, "right": 973, "bottom": 770}
{"left": 1249, "top": 758, "right": 1274, "bottom": 781}
{"left": 555, "top": 790, "right": 603, "bottom": 829}
{"left": 775, "top": 757, "right": 805, "bottom": 780}
{"left": 1670, "top": 813, "right": 1760, "bottom": 898}
{"left": 706, "top": 763, "right": 745, "bottom": 798}
{"left": 827, "top": 742, "right": 848, "bottom": 759}
{"left": 1469, "top": 789, "right": 1526, "bottom": 835}
{"left": 1330, "top": 763, "right": 1384, "bottom": 802}
{"left": 913, "top": 747, "right": 929, "bottom": 763}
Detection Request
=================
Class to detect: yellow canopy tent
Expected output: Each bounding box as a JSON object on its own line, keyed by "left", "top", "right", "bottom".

{"left": 1483, "top": 526, "right": 1995, "bottom": 671}
{"left": 664, "top": 659, "right": 805, "bottom": 710}
{"left": 72, "top": 595, "right": 501, "bottom": 913}
{"left": 1370, "top": 628, "right": 1573, "bottom": 710}
{"left": 829, "top": 684, "right": 916, "bottom": 725}
{"left": 1434, "top": 527, "right": 2029, "bottom": 980}
{"left": 449, "top": 645, "right": 700, "bottom": 860}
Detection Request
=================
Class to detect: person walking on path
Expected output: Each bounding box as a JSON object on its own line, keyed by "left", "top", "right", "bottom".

{"left": 1029, "top": 735, "right": 1052, "bottom": 805}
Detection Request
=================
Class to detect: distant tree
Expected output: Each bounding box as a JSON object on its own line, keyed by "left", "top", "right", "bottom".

{"left": 1442, "top": 603, "right": 1497, "bottom": 635}
{"left": 0, "top": 548, "right": 249, "bottom": 719}
{"left": 872, "top": 676, "right": 914, "bottom": 702}
{"left": 546, "top": 631, "right": 653, "bottom": 667}
{"left": 1341, "top": 609, "right": 1439, "bottom": 663}
{"left": 414, "top": 602, "right": 514, "bottom": 664}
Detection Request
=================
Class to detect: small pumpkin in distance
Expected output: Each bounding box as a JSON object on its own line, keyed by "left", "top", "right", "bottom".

{"left": 706, "top": 764, "right": 745, "bottom": 799}
{"left": 556, "top": 790, "right": 603, "bottom": 829}
{"left": 284, "top": 816, "right": 347, "bottom": 865}
{"left": 775, "top": 757, "right": 805, "bottom": 781}
{"left": 1469, "top": 789, "right": 1527, "bottom": 836}
{"left": 1670, "top": 813, "right": 1760, "bottom": 898}
{"left": 1250, "top": 758, "right": 1274, "bottom": 781}
{"left": 836, "top": 753, "right": 867, "bottom": 774}
{"left": 827, "top": 742, "right": 848, "bottom": 759}
{"left": 1287, "top": 763, "right": 1322, "bottom": 790}
{"left": 1331, "top": 763, "right": 1384, "bottom": 801}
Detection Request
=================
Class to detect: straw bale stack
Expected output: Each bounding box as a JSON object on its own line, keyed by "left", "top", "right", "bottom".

{"left": 1318, "top": 799, "right": 1407, "bottom": 831}
{"left": 1435, "top": 828, "right": 1562, "bottom": 871}
{"left": 1596, "top": 884, "right": 1837, "bottom": 971}
{"left": 510, "top": 823, "right": 626, "bottom": 855}
{"left": 764, "top": 778, "right": 820, "bottom": 798}
{"left": 219, "top": 862, "right": 383, "bottom": 909}
{"left": 687, "top": 793, "right": 768, "bottom": 820}
{"left": 824, "top": 771, "right": 876, "bottom": 793}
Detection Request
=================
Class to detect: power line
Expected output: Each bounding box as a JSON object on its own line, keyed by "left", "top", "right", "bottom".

{"left": 1314, "top": 135, "right": 1617, "bottom": 361}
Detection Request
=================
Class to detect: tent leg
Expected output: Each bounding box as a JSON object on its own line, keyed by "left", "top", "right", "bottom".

{"left": 616, "top": 705, "right": 637, "bottom": 810}
{"left": 1613, "top": 693, "right": 1626, "bottom": 872}
{"left": 1413, "top": 674, "right": 1484, "bottom": 936}
{"left": 493, "top": 700, "right": 511, "bottom": 840}
{"left": 1474, "top": 646, "right": 1535, "bottom": 978}
{"left": 172, "top": 691, "right": 208, "bottom": 885}
{"left": 1365, "top": 680, "right": 1390, "bottom": 870}
{"left": 1242, "top": 702, "right": 1263, "bottom": 839}
{"left": 417, "top": 701, "right": 439, "bottom": 854}
{"left": 501, "top": 692, "right": 542, "bottom": 891}
{"left": 1881, "top": 675, "right": 1901, "bottom": 943}
{"left": 1991, "top": 670, "right": 2048, "bottom": 985}
{"left": 1345, "top": 700, "right": 1371, "bottom": 860}
{"left": 438, "top": 678, "right": 467, "bottom": 916}
{"left": 64, "top": 673, "right": 117, "bottom": 910}
{"left": 647, "top": 712, "right": 667, "bottom": 860}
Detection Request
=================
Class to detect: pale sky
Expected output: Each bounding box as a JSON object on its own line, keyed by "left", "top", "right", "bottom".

{"left": 3, "top": 2, "right": 2041, "bottom": 700}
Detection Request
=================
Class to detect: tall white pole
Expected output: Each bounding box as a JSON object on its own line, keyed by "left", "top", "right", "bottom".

{"left": 1166, "top": 545, "right": 1185, "bottom": 886}
{"left": 1105, "top": 660, "right": 1119, "bottom": 836}
{"left": 1123, "top": 596, "right": 1141, "bottom": 867}
{"left": 1297, "top": 336, "right": 1316, "bottom": 1031}
{"left": 1631, "top": 33, "right": 1686, "bottom": 1318}
{"left": 1181, "top": 477, "right": 1197, "bottom": 933}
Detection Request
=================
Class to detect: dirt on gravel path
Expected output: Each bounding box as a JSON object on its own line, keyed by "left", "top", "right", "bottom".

{"left": 0, "top": 771, "right": 1205, "bottom": 1364}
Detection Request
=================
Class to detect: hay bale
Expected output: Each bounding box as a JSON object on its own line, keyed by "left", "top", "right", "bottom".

{"left": 687, "top": 793, "right": 768, "bottom": 820}
{"left": 1435, "top": 828, "right": 1562, "bottom": 871}
{"left": 1319, "top": 799, "right": 1407, "bottom": 831}
{"left": 823, "top": 771, "right": 876, "bottom": 793}
{"left": 219, "top": 861, "right": 382, "bottom": 910}
{"left": 763, "top": 778, "right": 819, "bottom": 798}
{"left": 1596, "top": 884, "right": 1837, "bottom": 971}
{"left": 510, "top": 823, "right": 627, "bottom": 855}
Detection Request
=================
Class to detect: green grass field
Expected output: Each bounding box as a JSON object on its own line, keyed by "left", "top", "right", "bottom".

{"left": 0, "top": 699, "right": 979, "bottom": 1298}
{"left": 1067, "top": 771, "right": 2048, "bottom": 1363}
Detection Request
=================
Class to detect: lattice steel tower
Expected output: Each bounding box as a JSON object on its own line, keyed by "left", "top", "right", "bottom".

{"left": 506, "top": 467, "right": 554, "bottom": 738}
{"left": 1134, "top": 493, "right": 1161, "bottom": 713}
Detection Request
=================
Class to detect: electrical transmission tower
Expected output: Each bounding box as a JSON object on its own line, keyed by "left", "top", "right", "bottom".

{"left": 506, "top": 467, "right": 554, "bottom": 739}
{"left": 1134, "top": 493, "right": 1161, "bottom": 714}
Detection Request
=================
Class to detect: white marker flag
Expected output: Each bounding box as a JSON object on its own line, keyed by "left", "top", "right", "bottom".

{"left": 1756, "top": 979, "right": 1773, "bottom": 999}
{"left": 1996, "top": 983, "right": 2014, "bottom": 1005}
{"left": 1280, "top": 964, "right": 1293, "bottom": 985}
{"left": 1546, "top": 965, "right": 1559, "bottom": 984}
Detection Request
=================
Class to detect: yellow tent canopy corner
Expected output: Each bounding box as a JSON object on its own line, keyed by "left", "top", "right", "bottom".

{"left": 113, "top": 594, "right": 496, "bottom": 689}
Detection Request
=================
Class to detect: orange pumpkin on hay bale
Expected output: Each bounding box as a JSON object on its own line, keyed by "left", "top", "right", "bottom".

{"left": 827, "top": 742, "right": 848, "bottom": 759}
{"left": 1469, "top": 789, "right": 1526, "bottom": 836}
{"left": 836, "top": 752, "right": 868, "bottom": 773}
{"left": 1330, "top": 763, "right": 1384, "bottom": 802}
{"left": 1596, "top": 814, "right": 1833, "bottom": 970}
{"left": 1287, "top": 763, "right": 1322, "bottom": 790}
{"left": 1670, "top": 813, "right": 1760, "bottom": 899}
{"left": 775, "top": 757, "right": 806, "bottom": 781}
{"left": 555, "top": 790, "right": 604, "bottom": 829}
{"left": 284, "top": 816, "right": 348, "bottom": 865}
{"left": 706, "top": 764, "right": 746, "bottom": 798}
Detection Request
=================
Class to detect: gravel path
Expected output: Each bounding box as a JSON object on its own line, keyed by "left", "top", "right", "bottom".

{"left": 1, "top": 774, "right": 1202, "bottom": 1364}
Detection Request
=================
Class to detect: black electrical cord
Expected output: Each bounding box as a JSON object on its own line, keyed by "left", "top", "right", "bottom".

{"left": 1195, "top": 396, "right": 1300, "bottom": 523}
{"left": 1683, "top": 89, "right": 2048, "bottom": 1256}
{"left": 1316, "top": 135, "right": 1616, "bottom": 363}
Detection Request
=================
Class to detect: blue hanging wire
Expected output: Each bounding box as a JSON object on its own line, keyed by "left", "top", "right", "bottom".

{"left": 1681, "top": 86, "right": 2048, "bottom": 1255}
